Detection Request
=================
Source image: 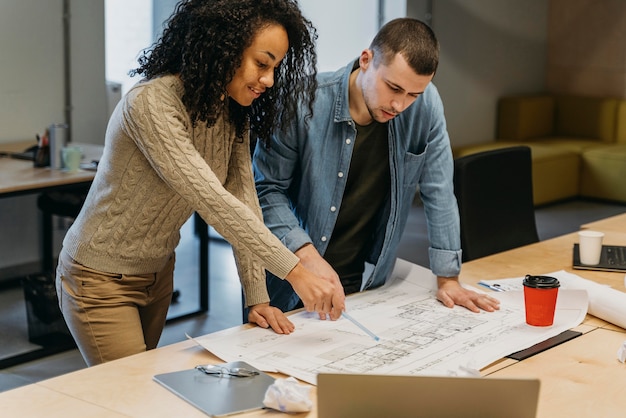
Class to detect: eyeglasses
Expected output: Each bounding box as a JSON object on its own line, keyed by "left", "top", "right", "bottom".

{"left": 195, "top": 364, "right": 259, "bottom": 378}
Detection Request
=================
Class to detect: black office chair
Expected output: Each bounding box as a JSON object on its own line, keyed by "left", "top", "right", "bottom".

{"left": 453, "top": 146, "right": 539, "bottom": 262}
{"left": 37, "top": 186, "right": 90, "bottom": 273}
{"left": 38, "top": 186, "right": 184, "bottom": 306}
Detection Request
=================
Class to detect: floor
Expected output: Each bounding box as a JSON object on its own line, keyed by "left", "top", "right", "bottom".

{"left": 0, "top": 198, "right": 624, "bottom": 393}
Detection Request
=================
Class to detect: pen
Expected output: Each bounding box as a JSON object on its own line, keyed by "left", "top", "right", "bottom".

{"left": 342, "top": 311, "right": 380, "bottom": 341}
{"left": 478, "top": 281, "right": 505, "bottom": 292}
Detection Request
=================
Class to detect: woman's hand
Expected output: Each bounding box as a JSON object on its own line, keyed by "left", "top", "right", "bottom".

{"left": 248, "top": 303, "right": 296, "bottom": 334}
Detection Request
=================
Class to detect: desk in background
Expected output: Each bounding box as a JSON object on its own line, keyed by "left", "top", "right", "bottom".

{"left": 0, "top": 141, "right": 100, "bottom": 367}
{"left": 460, "top": 212, "right": 626, "bottom": 418}
{"left": 0, "top": 141, "right": 98, "bottom": 198}
{"left": 1, "top": 213, "right": 625, "bottom": 417}
{"left": 0, "top": 141, "right": 209, "bottom": 367}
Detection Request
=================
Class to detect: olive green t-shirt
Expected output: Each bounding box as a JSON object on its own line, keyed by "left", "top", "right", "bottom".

{"left": 323, "top": 120, "right": 390, "bottom": 294}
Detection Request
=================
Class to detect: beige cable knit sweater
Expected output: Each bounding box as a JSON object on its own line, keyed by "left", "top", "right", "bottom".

{"left": 63, "top": 75, "right": 299, "bottom": 306}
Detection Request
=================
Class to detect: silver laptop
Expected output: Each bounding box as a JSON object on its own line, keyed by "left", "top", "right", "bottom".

{"left": 317, "top": 373, "right": 540, "bottom": 418}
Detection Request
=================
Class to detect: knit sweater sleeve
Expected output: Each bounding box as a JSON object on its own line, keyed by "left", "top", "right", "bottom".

{"left": 223, "top": 138, "right": 270, "bottom": 306}
{"left": 121, "top": 79, "right": 299, "bottom": 288}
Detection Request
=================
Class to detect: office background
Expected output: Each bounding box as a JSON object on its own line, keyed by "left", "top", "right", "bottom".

{"left": 0, "top": 0, "right": 623, "bottom": 282}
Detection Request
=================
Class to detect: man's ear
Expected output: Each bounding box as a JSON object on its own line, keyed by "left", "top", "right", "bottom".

{"left": 359, "top": 49, "right": 374, "bottom": 71}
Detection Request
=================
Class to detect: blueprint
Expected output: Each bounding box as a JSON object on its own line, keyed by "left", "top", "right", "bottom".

{"left": 195, "top": 259, "right": 588, "bottom": 385}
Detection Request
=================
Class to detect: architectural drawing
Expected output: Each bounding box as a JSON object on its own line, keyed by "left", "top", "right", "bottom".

{"left": 196, "top": 260, "right": 587, "bottom": 384}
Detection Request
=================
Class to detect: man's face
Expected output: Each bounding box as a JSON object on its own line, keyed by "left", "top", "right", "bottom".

{"left": 359, "top": 51, "right": 434, "bottom": 123}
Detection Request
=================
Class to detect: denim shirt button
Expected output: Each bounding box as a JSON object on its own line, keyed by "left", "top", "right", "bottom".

{"left": 321, "top": 236, "right": 327, "bottom": 242}
{"left": 338, "top": 172, "right": 344, "bottom": 178}
{"left": 345, "top": 138, "right": 352, "bottom": 144}
{"left": 330, "top": 206, "right": 336, "bottom": 212}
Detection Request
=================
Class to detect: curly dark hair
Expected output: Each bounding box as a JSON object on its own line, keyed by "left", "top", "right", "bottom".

{"left": 130, "top": 0, "right": 317, "bottom": 147}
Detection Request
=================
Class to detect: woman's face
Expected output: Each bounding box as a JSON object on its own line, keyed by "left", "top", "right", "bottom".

{"left": 226, "top": 24, "right": 289, "bottom": 107}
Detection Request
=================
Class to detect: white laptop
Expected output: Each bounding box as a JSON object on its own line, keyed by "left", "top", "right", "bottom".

{"left": 317, "top": 373, "right": 540, "bottom": 418}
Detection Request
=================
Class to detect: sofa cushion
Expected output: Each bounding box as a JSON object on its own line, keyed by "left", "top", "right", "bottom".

{"left": 529, "top": 137, "right": 609, "bottom": 153}
{"left": 555, "top": 96, "right": 618, "bottom": 142}
{"left": 528, "top": 145, "right": 580, "bottom": 205}
{"left": 453, "top": 142, "right": 579, "bottom": 206}
{"left": 580, "top": 145, "right": 626, "bottom": 203}
{"left": 616, "top": 101, "right": 626, "bottom": 144}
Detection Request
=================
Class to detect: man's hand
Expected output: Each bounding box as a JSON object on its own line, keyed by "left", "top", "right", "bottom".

{"left": 248, "top": 303, "right": 296, "bottom": 334}
{"left": 295, "top": 244, "right": 346, "bottom": 320}
{"left": 285, "top": 259, "right": 345, "bottom": 321}
{"left": 436, "top": 276, "right": 500, "bottom": 313}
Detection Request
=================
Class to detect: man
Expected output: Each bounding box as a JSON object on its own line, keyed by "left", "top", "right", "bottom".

{"left": 253, "top": 18, "right": 499, "bottom": 316}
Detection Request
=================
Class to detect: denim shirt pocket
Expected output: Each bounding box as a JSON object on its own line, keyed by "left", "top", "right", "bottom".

{"left": 402, "top": 149, "right": 426, "bottom": 190}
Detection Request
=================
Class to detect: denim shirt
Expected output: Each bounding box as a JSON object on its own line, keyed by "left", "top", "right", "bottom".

{"left": 254, "top": 60, "right": 462, "bottom": 290}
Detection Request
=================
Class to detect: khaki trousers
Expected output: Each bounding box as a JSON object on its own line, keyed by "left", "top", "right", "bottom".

{"left": 56, "top": 249, "right": 175, "bottom": 366}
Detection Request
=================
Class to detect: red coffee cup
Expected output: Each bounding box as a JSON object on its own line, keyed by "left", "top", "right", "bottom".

{"left": 522, "top": 275, "right": 560, "bottom": 326}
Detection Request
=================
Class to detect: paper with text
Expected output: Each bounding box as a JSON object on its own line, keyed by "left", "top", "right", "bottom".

{"left": 196, "top": 259, "right": 587, "bottom": 384}
{"left": 481, "top": 270, "right": 626, "bottom": 329}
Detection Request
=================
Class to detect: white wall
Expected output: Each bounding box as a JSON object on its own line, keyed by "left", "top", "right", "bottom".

{"left": 299, "top": 0, "right": 406, "bottom": 72}
{"left": 0, "top": 0, "right": 65, "bottom": 143}
{"left": 0, "top": 0, "right": 107, "bottom": 145}
{"left": 70, "top": 1, "right": 108, "bottom": 145}
{"left": 105, "top": 0, "right": 153, "bottom": 95}
{"left": 413, "top": 0, "right": 548, "bottom": 147}
{"left": 0, "top": 0, "right": 107, "bottom": 277}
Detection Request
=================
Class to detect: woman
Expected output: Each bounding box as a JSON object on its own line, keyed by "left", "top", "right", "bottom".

{"left": 55, "top": 0, "right": 344, "bottom": 366}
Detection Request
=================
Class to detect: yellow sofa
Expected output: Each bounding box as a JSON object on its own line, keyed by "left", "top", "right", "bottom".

{"left": 453, "top": 94, "right": 626, "bottom": 206}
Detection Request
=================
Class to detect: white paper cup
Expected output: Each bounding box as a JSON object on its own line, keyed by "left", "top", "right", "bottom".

{"left": 578, "top": 230, "right": 604, "bottom": 265}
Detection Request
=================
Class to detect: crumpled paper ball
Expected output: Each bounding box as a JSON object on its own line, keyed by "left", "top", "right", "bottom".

{"left": 263, "top": 376, "right": 313, "bottom": 413}
{"left": 617, "top": 340, "right": 626, "bottom": 363}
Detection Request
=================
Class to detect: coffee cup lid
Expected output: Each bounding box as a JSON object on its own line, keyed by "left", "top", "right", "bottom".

{"left": 523, "top": 274, "right": 560, "bottom": 289}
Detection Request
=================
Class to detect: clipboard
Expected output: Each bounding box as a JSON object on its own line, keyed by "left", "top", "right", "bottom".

{"left": 153, "top": 361, "right": 274, "bottom": 417}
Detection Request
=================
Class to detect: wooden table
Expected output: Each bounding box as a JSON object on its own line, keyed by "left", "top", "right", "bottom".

{"left": 460, "top": 212, "right": 626, "bottom": 418}
{"left": 0, "top": 141, "right": 98, "bottom": 198}
{"left": 1, "top": 213, "right": 625, "bottom": 417}
{"left": 460, "top": 228, "right": 626, "bottom": 298}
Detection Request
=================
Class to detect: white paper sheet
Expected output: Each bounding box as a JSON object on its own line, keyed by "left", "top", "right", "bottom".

{"left": 481, "top": 270, "right": 626, "bottom": 329}
{"left": 195, "top": 260, "right": 587, "bottom": 385}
